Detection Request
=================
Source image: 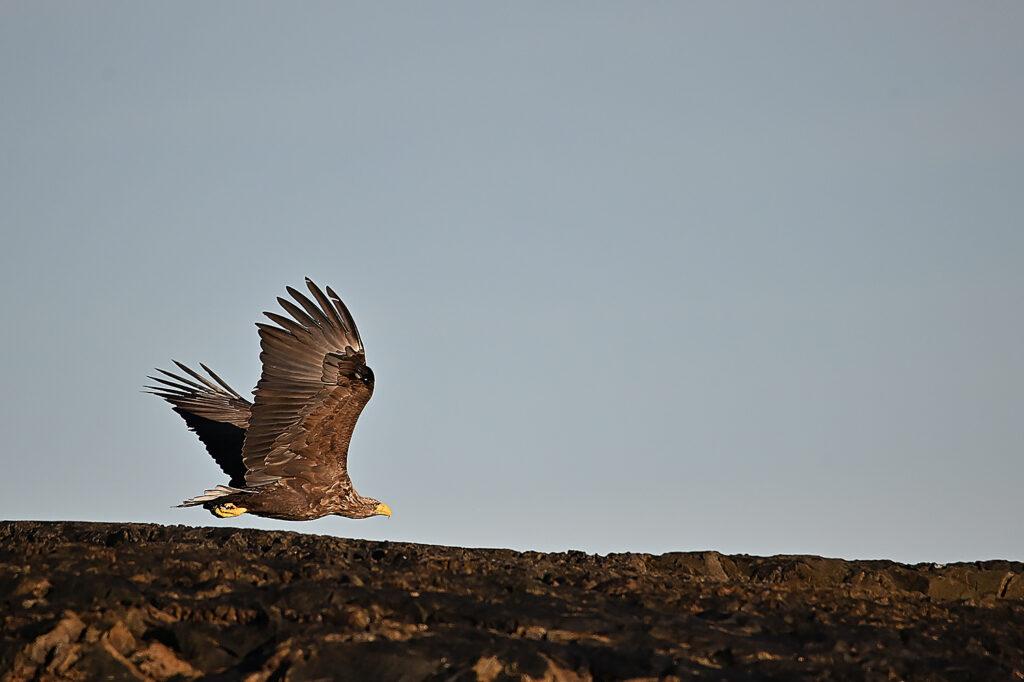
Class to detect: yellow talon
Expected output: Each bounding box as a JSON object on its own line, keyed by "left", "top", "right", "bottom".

{"left": 213, "top": 503, "right": 247, "bottom": 518}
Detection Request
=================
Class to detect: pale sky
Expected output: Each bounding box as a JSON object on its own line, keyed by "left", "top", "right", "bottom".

{"left": 2, "top": 2, "right": 1022, "bottom": 563}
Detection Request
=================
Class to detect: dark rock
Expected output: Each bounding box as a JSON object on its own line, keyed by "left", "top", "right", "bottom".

{"left": 1, "top": 521, "right": 1022, "bottom": 680}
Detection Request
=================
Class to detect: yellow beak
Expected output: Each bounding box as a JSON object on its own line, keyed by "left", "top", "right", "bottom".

{"left": 375, "top": 502, "right": 392, "bottom": 518}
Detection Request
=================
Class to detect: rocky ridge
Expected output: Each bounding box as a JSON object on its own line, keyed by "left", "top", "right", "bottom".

{"left": 1, "top": 521, "right": 1022, "bottom": 680}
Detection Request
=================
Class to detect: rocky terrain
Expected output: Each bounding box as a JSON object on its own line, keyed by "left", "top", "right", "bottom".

{"left": 1, "top": 521, "right": 1022, "bottom": 681}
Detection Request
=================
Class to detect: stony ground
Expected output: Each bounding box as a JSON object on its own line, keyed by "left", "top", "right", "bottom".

{"left": 1, "top": 522, "right": 1022, "bottom": 681}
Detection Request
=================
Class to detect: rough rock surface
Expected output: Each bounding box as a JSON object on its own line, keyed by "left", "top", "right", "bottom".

{"left": 1, "top": 521, "right": 1022, "bottom": 681}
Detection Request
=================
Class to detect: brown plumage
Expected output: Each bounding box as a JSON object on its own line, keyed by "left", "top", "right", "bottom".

{"left": 146, "top": 279, "right": 391, "bottom": 521}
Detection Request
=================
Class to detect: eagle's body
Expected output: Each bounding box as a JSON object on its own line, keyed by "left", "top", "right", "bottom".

{"left": 146, "top": 279, "right": 391, "bottom": 521}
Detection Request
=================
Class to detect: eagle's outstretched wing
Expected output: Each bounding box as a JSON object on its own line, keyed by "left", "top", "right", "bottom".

{"left": 145, "top": 362, "right": 252, "bottom": 487}
{"left": 241, "top": 278, "right": 374, "bottom": 490}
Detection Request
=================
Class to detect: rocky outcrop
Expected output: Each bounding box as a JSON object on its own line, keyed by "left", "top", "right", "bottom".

{"left": 1, "top": 521, "right": 1022, "bottom": 680}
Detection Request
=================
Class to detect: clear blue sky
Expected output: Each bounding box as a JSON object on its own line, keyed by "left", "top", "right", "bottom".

{"left": 2, "top": 3, "right": 1021, "bottom": 563}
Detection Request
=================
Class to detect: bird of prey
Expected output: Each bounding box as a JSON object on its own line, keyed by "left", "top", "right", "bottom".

{"left": 146, "top": 279, "right": 391, "bottom": 522}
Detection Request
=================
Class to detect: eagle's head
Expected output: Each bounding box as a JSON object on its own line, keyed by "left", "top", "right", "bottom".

{"left": 371, "top": 500, "right": 392, "bottom": 518}
{"left": 338, "top": 497, "right": 392, "bottom": 519}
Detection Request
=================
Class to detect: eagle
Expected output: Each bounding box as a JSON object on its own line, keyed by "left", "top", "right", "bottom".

{"left": 145, "top": 278, "right": 391, "bottom": 521}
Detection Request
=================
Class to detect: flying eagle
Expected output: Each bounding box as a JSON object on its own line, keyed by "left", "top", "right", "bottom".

{"left": 146, "top": 279, "right": 391, "bottom": 521}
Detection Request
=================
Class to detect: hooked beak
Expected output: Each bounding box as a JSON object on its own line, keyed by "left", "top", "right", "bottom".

{"left": 374, "top": 502, "right": 392, "bottom": 518}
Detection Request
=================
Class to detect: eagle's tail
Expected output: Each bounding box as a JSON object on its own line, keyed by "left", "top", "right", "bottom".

{"left": 176, "top": 485, "right": 252, "bottom": 508}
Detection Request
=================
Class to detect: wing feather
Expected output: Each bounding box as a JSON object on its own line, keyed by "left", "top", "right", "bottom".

{"left": 277, "top": 296, "right": 322, "bottom": 331}
{"left": 326, "top": 285, "right": 363, "bottom": 347}
{"left": 172, "top": 360, "right": 225, "bottom": 393}
{"left": 285, "top": 287, "right": 334, "bottom": 330}
{"left": 145, "top": 364, "right": 251, "bottom": 428}
{"left": 200, "top": 363, "right": 244, "bottom": 398}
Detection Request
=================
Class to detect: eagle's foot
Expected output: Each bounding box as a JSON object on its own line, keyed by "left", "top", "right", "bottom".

{"left": 213, "top": 503, "right": 247, "bottom": 518}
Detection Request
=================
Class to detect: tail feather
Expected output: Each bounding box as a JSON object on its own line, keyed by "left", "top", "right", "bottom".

{"left": 177, "top": 485, "right": 254, "bottom": 507}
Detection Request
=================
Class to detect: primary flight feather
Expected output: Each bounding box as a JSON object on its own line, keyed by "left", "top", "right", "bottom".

{"left": 146, "top": 279, "right": 391, "bottom": 521}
